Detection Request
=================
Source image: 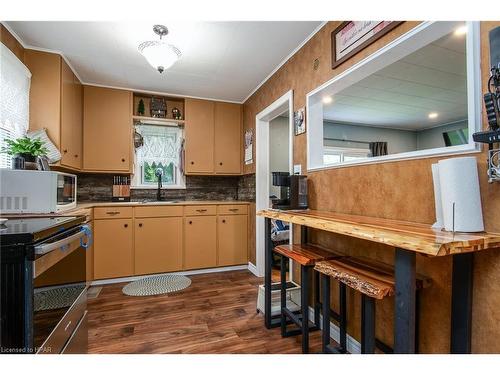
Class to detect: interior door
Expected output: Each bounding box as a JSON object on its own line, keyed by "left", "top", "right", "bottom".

{"left": 134, "top": 217, "right": 183, "bottom": 275}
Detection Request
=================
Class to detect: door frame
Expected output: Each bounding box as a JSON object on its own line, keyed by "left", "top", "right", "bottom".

{"left": 255, "top": 90, "right": 294, "bottom": 277}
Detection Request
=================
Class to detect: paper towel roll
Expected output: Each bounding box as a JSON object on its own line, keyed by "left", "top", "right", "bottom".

{"left": 431, "top": 163, "right": 444, "bottom": 229}
{"left": 438, "top": 157, "right": 484, "bottom": 232}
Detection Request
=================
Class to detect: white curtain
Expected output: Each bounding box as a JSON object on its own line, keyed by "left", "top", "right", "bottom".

{"left": 135, "top": 124, "right": 182, "bottom": 167}
{"left": 0, "top": 42, "right": 31, "bottom": 168}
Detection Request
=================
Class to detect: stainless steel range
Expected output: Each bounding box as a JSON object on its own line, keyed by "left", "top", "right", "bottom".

{"left": 0, "top": 216, "right": 92, "bottom": 354}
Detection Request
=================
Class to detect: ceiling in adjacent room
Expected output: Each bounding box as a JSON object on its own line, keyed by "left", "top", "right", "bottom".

{"left": 5, "top": 21, "right": 322, "bottom": 102}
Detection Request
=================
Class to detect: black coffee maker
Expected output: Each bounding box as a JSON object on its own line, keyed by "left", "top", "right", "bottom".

{"left": 271, "top": 172, "right": 308, "bottom": 210}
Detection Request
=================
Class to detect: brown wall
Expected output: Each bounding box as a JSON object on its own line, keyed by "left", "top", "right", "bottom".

{"left": 243, "top": 21, "right": 500, "bottom": 353}
{"left": 0, "top": 23, "right": 24, "bottom": 62}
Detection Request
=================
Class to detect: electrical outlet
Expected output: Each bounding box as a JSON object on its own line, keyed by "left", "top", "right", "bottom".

{"left": 293, "top": 164, "right": 302, "bottom": 175}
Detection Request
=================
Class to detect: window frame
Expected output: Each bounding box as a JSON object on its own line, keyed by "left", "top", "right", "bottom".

{"left": 131, "top": 123, "right": 186, "bottom": 190}
{"left": 306, "top": 21, "right": 482, "bottom": 172}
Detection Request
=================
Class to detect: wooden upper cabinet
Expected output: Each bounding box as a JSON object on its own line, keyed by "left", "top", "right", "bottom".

{"left": 214, "top": 102, "right": 241, "bottom": 174}
{"left": 60, "top": 61, "right": 82, "bottom": 169}
{"left": 185, "top": 98, "right": 215, "bottom": 174}
{"left": 83, "top": 86, "right": 132, "bottom": 172}
{"left": 185, "top": 99, "right": 242, "bottom": 175}
{"left": 25, "top": 50, "right": 82, "bottom": 170}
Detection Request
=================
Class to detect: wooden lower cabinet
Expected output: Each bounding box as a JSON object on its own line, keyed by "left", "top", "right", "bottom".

{"left": 184, "top": 216, "right": 217, "bottom": 270}
{"left": 217, "top": 214, "right": 248, "bottom": 266}
{"left": 134, "top": 217, "right": 183, "bottom": 275}
{"left": 93, "top": 218, "right": 134, "bottom": 279}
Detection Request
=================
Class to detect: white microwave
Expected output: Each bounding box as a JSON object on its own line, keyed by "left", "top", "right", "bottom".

{"left": 0, "top": 170, "right": 77, "bottom": 214}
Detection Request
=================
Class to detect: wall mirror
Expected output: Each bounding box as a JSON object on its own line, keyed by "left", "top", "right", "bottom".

{"left": 306, "top": 21, "right": 482, "bottom": 170}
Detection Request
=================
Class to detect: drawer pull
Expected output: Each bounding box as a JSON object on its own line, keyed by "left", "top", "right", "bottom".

{"left": 106, "top": 211, "right": 120, "bottom": 215}
{"left": 229, "top": 208, "right": 239, "bottom": 212}
{"left": 196, "top": 209, "right": 207, "bottom": 213}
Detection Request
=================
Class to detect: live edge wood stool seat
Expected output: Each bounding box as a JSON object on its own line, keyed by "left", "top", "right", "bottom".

{"left": 314, "top": 256, "right": 431, "bottom": 354}
{"left": 273, "top": 244, "right": 343, "bottom": 354}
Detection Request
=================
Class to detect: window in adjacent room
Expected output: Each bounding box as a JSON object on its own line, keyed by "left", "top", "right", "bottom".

{"left": 132, "top": 123, "right": 185, "bottom": 189}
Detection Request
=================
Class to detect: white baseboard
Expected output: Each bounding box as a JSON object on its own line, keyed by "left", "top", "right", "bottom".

{"left": 308, "top": 306, "right": 361, "bottom": 354}
{"left": 247, "top": 262, "right": 259, "bottom": 276}
{"left": 90, "top": 264, "right": 249, "bottom": 286}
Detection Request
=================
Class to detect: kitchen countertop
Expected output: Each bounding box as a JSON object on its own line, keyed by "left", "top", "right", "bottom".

{"left": 75, "top": 200, "right": 251, "bottom": 209}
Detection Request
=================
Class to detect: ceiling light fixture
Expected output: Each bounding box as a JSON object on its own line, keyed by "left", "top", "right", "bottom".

{"left": 454, "top": 25, "right": 468, "bottom": 36}
{"left": 138, "top": 25, "right": 181, "bottom": 74}
{"left": 322, "top": 96, "right": 333, "bottom": 104}
{"left": 428, "top": 112, "right": 438, "bottom": 119}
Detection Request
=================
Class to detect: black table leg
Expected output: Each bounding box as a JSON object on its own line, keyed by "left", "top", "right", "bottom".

{"left": 321, "top": 274, "right": 331, "bottom": 353}
{"left": 339, "top": 283, "right": 347, "bottom": 351}
{"left": 394, "top": 248, "right": 416, "bottom": 354}
{"left": 264, "top": 217, "right": 273, "bottom": 329}
{"left": 280, "top": 254, "right": 287, "bottom": 337}
{"left": 450, "top": 252, "right": 473, "bottom": 354}
{"left": 301, "top": 265, "right": 311, "bottom": 354}
{"left": 361, "top": 295, "right": 376, "bottom": 354}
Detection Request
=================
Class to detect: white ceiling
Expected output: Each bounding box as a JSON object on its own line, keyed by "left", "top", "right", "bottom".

{"left": 323, "top": 30, "right": 468, "bottom": 130}
{"left": 6, "top": 21, "right": 322, "bottom": 102}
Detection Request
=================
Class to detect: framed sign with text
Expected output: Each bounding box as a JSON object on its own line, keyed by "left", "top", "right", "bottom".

{"left": 331, "top": 21, "right": 403, "bottom": 69}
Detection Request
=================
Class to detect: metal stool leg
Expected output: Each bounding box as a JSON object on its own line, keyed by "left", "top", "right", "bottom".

{"left": 301, "top": 265, "right": 311, "bottom": 354}
{"left": 280, "top": 254, "right": 287, "bottom": 337}
{"left": 361, "top": 295, "right": 376, "bottom": 354}
{"left": 321, "top": 274, "right": 331, "bottom": 353}
{"left": 314, "top": 270, "right": 321, "bottom": 328}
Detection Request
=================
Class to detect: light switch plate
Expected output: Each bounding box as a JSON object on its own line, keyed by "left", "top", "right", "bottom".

{"left": 293, "top": 164, "right": 302, "bottom": 175}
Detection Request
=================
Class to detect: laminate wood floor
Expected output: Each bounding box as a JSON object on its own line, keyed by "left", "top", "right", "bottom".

{"left": 88, "top": 270, "right": 323, "bottom": 354}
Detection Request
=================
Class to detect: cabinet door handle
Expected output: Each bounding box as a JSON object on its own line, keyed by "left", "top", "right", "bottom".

{"left": 124, "top": 223, "right": 128, "bottom": 228}
{"left": 196, "top": 209, "right": 207, "bottom": 213}
{"left": 219, "top": 162, "right": 223, "bottom": 166}
{"left": 222, "top": 219, "right": 226, "bottom": 223}
{"left": 188, "top": 220, "right": 193, "bottom": 224}
{"left": 74, "top": 154, "right": 78, "bottom": 158}
{"left": 63, "top": 149, "right": 68, "bottom": 153}
{"left": 121, "top": 158, "right": 126, "bottom": 162}
{"left": 138, "top": 223, "right": 143, "bottom": 227}
{"left": 190, "top": 161, "right": 194, "bottom": 165}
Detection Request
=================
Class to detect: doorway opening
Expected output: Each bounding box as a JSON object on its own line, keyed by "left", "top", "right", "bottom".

{"left": 255, "top": 90, "right": 294, "bottom": 278}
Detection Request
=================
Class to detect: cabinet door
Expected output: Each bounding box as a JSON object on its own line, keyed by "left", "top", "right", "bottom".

{"left": 60, "top": 60, "right": 75, "bottom": 168}
{"left": 218, "top": 215, "right": 248, "bottom": 266}
{"left": 184, "top": 216, "right": 216, "bottom": 270}
{"left": 83, "top": 86, "right": 132, "bottom": 172}
{"left": 72, "top": 75, "right": 83, "bottom": 168}
{"left": 214, "top": 102, "right": 241, "bottom": 174}
{"left": 185, "top": 98, "right": 214, "bottom": 174}
{"left": 93, "top": 219, "right": 133, "bottom": 279}
{"left": 134, "top": 217, "right": 183, "bottom": 275}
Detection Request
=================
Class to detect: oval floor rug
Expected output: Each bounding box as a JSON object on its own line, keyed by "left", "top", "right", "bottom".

{"left": 122, "top": 275, "right": 192, "bottom": 297}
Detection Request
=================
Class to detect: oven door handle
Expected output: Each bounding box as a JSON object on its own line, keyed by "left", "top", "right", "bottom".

{"left": 34, "top": 225, "right": 90, "bottom": 255}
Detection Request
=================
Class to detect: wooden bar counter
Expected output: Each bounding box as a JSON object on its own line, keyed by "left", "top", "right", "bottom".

{"left": 257, "top": 208, "right": 500, "bottom": 354}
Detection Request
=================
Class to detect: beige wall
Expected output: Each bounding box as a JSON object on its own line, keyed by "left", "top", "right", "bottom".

{"left": 243, "top": 21, "right": 500, "bottom": 353}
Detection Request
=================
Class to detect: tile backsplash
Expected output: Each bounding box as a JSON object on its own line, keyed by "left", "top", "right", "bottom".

{"left": 77, "top": 173, "right": 255, "bottom": 202}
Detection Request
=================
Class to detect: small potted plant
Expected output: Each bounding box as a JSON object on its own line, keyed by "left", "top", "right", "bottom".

{"left": 1, "top": 137, "right": 48, "bottom": 170}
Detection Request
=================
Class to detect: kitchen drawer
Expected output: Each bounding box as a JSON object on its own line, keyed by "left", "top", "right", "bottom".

{"left": 184, "top": 205, "right": 216, "bottom": 216}
{"left": 134, "top": 205, "right": 183, "bottom": 218}
{"left": 217, "top": 204, "right": 248, "bottom": 215}
{"left": 94, "top": 206, "right": 133, "bottom": 219}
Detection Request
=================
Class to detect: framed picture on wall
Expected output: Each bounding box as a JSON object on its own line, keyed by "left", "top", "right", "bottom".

{"left": 294, "top": 108, "right": 306, "bottom": 135}
{"left": 331, "top": 21, "right": 403, "bottom": 69}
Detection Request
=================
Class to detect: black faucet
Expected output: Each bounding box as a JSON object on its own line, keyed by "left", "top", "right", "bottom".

{"left": 155, "top": 168, "right": 163, "bottom": 201}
